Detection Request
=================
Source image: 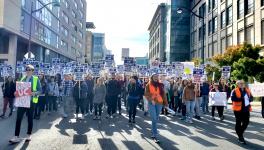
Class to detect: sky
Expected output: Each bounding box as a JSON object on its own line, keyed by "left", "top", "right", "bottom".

{"left": 86, "top": 0, "right": 168, "bottom": 64}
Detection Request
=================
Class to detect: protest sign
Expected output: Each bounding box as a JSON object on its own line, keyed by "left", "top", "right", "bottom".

{"left": 172, "top": 62, "right": 184, "bottom": 77}
{"left": 74, "top": 66, "right": 85, "bottom": 81}
{"left": 209, "top": 92, "right": 227, "bottom": 106}
{"left": 248, "top": 83, "right": 264, "bottom": 97}
{"left": 193, "top": 68, "right": 204, "bottom": 83}
{"left": 14, "top": 82, "right": 31, "bottom": 108}
{"left": 222, "top": 66, "right": 231, "bottom": 79}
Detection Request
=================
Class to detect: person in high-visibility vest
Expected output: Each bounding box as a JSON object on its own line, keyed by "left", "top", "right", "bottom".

{"left": 144, "top": 73, "right": 168, "bottom": 143}
{"left": 9, "top": 65, "right": 41, "bottom": 143}
{"left": 231, "top": 80, "right": 253, "bottom": 145}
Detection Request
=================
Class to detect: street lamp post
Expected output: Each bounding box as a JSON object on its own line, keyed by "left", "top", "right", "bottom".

{"left": 27, "top": 0, "right": 60, "bottom": 59}
{"left": 177, "top": 7, "right": 205, "bottom": 64}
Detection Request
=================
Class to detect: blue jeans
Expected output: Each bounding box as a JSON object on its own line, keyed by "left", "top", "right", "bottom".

{"left": 202, "top": 95, "right": 209, "bottom": 113}
{"left": 148, "top": 102, "right": 162, "bottom": 138}
{"left": 186, "top": 100, "right": 195, "bottom": 121}
{"left": 195, "top": 97, "right": 202, "bottom": 116}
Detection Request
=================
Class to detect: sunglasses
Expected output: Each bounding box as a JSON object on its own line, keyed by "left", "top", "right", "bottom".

{"left": 26, "top": 68, "right": 33, "bottom": 72}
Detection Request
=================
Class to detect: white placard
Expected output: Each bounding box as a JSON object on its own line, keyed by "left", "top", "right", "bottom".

{"left": 248, "top": 83, "right": 264, "bottom": 97}
{"left": 209, "top": 92, "right": 227, "bottom": 106}
{"left": 14, "top": 82, "right": 32, "bottom": 108}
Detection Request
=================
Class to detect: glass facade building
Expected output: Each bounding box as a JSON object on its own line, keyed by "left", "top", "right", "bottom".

{"left": 92, "top": 33, "right": 106, "bottom": 61}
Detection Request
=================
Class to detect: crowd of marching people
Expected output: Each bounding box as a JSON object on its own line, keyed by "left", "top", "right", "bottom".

{"left": 1, "top": 64, "right": 262, "bottom": 144}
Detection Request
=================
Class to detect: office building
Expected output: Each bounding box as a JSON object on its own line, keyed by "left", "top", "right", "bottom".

{"left": 85, "top": 22, "right": 95, "bottom": 64}
{"left": 148, "top": 1, "right": 190, "bottom": 63}
{"left": 148, "top": 3, "right": 167, "bottom": 63}
{"left": 190, "top": 0, "right": 264, "bottom": 60}
{"left": 92, "top": 33, "right": 106, "bottom": 61}
{"left": 0, "top": 0, "right": 86, "bottom": 67}
{"left": 121, "top": 48, "right": 130, "bottom": 60}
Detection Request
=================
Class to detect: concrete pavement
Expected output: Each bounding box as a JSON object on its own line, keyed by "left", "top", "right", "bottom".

{"left": 0, "top": 106, "right": 263, "bottom": 150}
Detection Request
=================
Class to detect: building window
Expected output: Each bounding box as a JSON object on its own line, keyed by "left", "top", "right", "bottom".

{"left": 208, "top": 43, "right": 212, "bottom": 58}
{"left": 72, "top": 10, "right": 77, "bottom": 18}
{"left": 208, "top": 0, "right": 212, "bottom": 11}
{"left": 221, "top": 11, "right": 226, "bottom": 28}
{"left": 80, "top": 0, "right": 84, "bottom": 8}
{"left": 245, "top": 26, "right": 254, "bottom": 44}
{"left": 61, "top": 40, "right": 68, "bottom": 51}
{"left": 212, "top": 17, "right": 218, "bottom": 33}
{"left": 20, "top": 12, "right": 25, "bottom": 31}
{"left": 212, "top": 0, "right": 217, "bottom": 9}
{"left": 262, "top": 0, "right": 264, "bottom": 6}
{"left": 61, "top": 26, "right": 68, "bottom": 37}
{"left": 238, "top": 0, "right": 244, "bottom": 19}
{"left": 65, "top": 0, "right": 69, "bottom": 9}
{"left": 199, "top": 3, "right": 206, "bottom": 20}
{"left": 213, "top": 41, "right": 218, "bottom": 55}
{"left": 262, "top": 20, "right": 264, "bottom": 44}
{"left": 22, "top": 0, "right": 26, "bottom": 8}
{"left": 238, "top": 30, "right": 244, "bottom": 44}
{"left": 227, "top": 35, "right": 233, "bottom": 46}
{"left": 72, "top": 22, "right": 77, "bottom": 32}
{"left": 208, "top": 20, "right": 212, "bottom": 35}
{"left": 227, "top": 6, "right": 232, "bottom": 25}
{"left": 221, "top": 38, "right": 226, "bottom": 53}
{"left": 245, "top": 0, "right": 254, "bottom": 15}
{"left": 72, "top": 35, "right": 76, "bottom": 44}
{"left": 79, "top": 10, "right": 84, "bottom": 19}
{"left": 0, "top": 35, "right": 9, "bottom": 54}
{"left": 62, "top": 12, "right": 69, "bottom": 24}
{"left": 74, "top": 0, "right": 78, "bottom": 9}
{"left": 199, "top": 27, "right": 202, "bottom": 41}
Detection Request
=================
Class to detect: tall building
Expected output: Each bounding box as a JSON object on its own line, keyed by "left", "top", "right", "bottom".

{"left": 148, "top": 3, "right": 167, "bottom": 62}
{"left": 148, "top": 1, "right": 190, "bottom": 63}
{"left": 92, "top": 33, "right": 106, "bottom": 61}
{"left": 85, "top": 22, "right": 95, "bottom": 64}
{"left": 190, "top": 0, "right": 264, "bottom": 60}
{"left": 121, "top": 48, "right": 130, "bottom": 60}
{"left": 0, "top": 0, "right": 86, "bottom": 66}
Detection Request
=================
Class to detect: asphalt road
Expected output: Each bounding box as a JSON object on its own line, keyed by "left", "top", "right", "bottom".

{"left": 0, "top": 104, "right": 263, "bottom": 150}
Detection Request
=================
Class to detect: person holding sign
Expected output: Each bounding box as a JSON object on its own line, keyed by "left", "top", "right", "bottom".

{"left": 9, "top": 65, "right": 41, "bottom": 143}
{"left": 231, "top": 80, "right": 253, "bottom": 145}
{"left": 210, "top": 83, "right": 225, "bottom": 121}
{"left": 144, "top": 73, "right": 168, "bottom": 143}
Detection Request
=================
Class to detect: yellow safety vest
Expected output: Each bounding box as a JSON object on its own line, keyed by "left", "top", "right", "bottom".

{"left": 20, "top": 76, "right": 39, "bottom": 103}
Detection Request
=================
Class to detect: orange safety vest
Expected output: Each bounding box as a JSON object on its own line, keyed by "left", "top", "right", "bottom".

{"left": 149, "top": 83, "right": 163, "bottom": 104}
{"left": 232, "top": 88, "right": 252, "bottom": 112}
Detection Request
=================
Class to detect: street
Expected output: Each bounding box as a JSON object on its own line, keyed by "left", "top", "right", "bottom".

{"left": 0, "top": 105, "right": 263, "bottom": 150}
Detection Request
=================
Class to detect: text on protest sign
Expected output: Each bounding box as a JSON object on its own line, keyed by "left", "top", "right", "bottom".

{"left": 15, "top": 82, "right": 32, "bottom": 108}
{"left": 209, "top": 92, "right": 227, "bottom": 106}
{"left": 248, "top": 83, "right": 264, "bottom": 97}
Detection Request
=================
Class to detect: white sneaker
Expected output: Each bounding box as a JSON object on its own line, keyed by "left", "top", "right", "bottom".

{"left": 9, "top": 136, "right": 20, "bottom": 143}
{"left": 189, "top": 120, "right": 194, "bottom": 124}
{"left": 80, "top": 115, "right": 84, "bottom": 120}
{"left": 25, "top": 134, "right": 31, "bottom": 142}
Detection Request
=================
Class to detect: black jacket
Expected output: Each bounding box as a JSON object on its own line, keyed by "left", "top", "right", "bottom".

{"left": 2, "top": 81, "right": 16, "bottom": 98}
{"left": 106, "top": 79, "right": 121, "bottom": 96}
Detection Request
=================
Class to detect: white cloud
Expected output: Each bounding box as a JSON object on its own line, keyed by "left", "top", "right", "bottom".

{"left": 86, "top": 0, "right": 167, "bottom": 64}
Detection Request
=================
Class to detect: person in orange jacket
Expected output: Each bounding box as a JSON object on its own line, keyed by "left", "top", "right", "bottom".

{"left": 231, "top": 80, "right": 253, "bottom": 145}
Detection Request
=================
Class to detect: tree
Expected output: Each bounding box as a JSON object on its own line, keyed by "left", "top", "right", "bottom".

{"left": 212, "top": 43, "right": 264, "bottom": 83}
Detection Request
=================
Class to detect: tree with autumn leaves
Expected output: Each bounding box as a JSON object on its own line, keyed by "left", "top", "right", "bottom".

{"left": 212, "top": 43, "right": 264, "bottom": 83}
